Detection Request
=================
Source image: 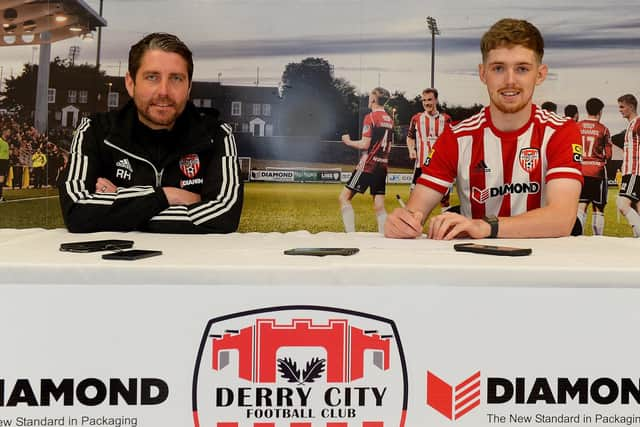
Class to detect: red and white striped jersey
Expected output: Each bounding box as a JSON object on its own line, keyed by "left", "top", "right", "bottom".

{"left": 407, "top": 111, "right": 451, "bottom": 168}
{"left": 417, "top": 105, "right": 583, "bottom": 218}
{"left": 622, "top": 116, "right": 640, "bottom": 176}
{"left": 358, "top": 109, "right": 393, "bottom": 173}
{"left": 578, "top": 118, "right": 612, "bottom": 178}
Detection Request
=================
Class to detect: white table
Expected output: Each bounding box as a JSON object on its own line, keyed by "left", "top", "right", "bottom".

{"left": 2, "top": 228, "right": 639, "bottom": 287}
{"left": 1, "top": 229, "right": 639, "bottom": 427}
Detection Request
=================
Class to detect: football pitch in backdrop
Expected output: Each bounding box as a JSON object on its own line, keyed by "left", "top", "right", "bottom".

{"left": 0, "top": 183, "right": 633, "bottom": 237}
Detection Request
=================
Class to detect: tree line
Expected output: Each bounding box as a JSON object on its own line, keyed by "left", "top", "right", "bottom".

{"left": 1, "top": 56, "right": 483, "bottom": 140}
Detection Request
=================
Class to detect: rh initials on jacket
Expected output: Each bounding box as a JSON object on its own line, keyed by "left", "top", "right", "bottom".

{"left": 59, "top": 101, "right": 243, "bottom": 233}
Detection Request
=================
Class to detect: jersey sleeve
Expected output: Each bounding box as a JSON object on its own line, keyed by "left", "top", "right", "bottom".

{"left": 407, "top": 114, "right": 418, "bottom": 139}
{"left": 545, "top": 121, "right": 584, "bottom": 184}
{"left": 604, "top": 127, "right": 612, "bottom": 161}
{"left": 416, "top": 127, "right": 458, "bottom": 193}
{"left": 362, "top": 114, "right": 374, "bottom": 138}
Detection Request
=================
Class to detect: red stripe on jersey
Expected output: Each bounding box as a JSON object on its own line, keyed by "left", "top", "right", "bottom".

{"left": 623, "top": 117, "right": 640, "bottom": 176}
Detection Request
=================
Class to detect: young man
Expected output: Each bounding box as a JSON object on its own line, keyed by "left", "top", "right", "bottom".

{"left": 406, "top": 88, "right": 452, "bottom": 207}
{"left": 59, "top": 33, "right": 243, "bottom": 233}
{"left": 0, "top": 130, "right": 9, "bottom": 201}
{"left": 616, "top": 93, "right": 640, "bottom": 237}
{"left": 564, "top": 104, "right": 579, "bottom": 121}
{"left": 541, "top": 101, "right": 557, "bottom": 113}
{"left": 577, "top": 98, "right": 612, "bottom": 235}
{"left": 385, "top": 18, "right": 583, "bottom": 240}
{"left": 339, "top": 87, "right": 393, "bottom": 233}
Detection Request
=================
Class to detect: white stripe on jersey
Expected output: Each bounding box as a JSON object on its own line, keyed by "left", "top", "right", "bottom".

{"left": 483, "top": 127, "right": 505, "bottom": 217}
{"left": 418, "top": 114, "right": 428, "bottom": 166}
{"left": 422, "top": 174, "right": 452, "bottom": 189}
{"left": 452, "top": 113, "right": 485, "bottom": 133}
{"left": 535, "top": 108, "right": 567, "bottom": 127}
{"left": 548, "top": 167, "right": 583, "bottom": 176}
{"left": 456, "top": 135, "right": 474, "bottom": 218}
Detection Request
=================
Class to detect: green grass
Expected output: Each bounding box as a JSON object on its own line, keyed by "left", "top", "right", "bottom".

{"left": 0, "top": 184, "right": 634, "bottom": 236}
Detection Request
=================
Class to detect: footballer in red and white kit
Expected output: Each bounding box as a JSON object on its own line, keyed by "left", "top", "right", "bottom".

{"left": 417, "top": 105, "right": 583, "bottom": 218}
{"left": 407, "top": 89, "right": 451, "bottom": 178}
{"left": 408, "top": 111, "right": 450, "bottom": 173}
{"left": 578, "top": 118, "right": 611, "bottom": 207}
{"left": 385, "top": 19, "right": 584, "bottom": 240}
{"left": 621, "top": 116, "right": 640, "bottom": 185}
{"left": 339, "top": 87, "right": 393, "bottom": 233}
{"left": 575, "top": 97, "right": 613, "bottom": 236}
{"left": 348, "top": 109, "right": 394, "bottom": 187}
{"left": 580, "top": 119, "right": 612, "bottom": 180}
{"left": 407, "top": 89, "right": 452, "bottom": 206}
{"left": 616, "top": 94, "right": 640, "bottom": 237}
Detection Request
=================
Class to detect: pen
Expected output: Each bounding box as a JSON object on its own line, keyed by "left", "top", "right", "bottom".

{"left": 396, "top": 194, "right": 424, "bottom": 225}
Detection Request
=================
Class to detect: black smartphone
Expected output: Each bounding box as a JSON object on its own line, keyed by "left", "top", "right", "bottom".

{"left": 284, "top": 248, "right": 360, "bottom": 257}
{"left": 102, "top": 249, "right": 163, "bottom": 261}
{"left": 60, "top": 239, "right": 134, "bottom": 253}
{"left": 453, "top": 243, "right": 532, "bottom": 257}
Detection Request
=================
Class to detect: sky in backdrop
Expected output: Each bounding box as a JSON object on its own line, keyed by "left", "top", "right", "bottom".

{"left": 1, "top": 0, "right": 639, "bottom": 131}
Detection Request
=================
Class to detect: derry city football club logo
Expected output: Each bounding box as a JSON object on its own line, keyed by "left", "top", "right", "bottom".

{"left": 180, "top": 154, "right": 201, "bottom": 179}
{"left": 192, "top": 306, "right": 408, "bottom": 427}
{"left": 518, "top": 148, "right": 540, "bottom": 173}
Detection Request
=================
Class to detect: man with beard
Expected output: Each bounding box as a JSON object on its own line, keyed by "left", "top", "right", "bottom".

{"left": 59, "top": 33, "right": 243, "bottom": 233}
{"left": 385, "top": 18, "right": 583, "bottom": 239}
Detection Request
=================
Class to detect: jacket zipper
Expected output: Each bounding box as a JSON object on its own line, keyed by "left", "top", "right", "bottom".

{"left": 104, "top": 139, "right": 165, "bottom": 187}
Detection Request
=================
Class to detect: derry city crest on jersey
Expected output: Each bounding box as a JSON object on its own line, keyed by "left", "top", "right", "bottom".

{"left": 519, "top": 148, "right": 540, "bottom": 173}
{"left": 180, "top": 154, "right": 201, "bottom": 179}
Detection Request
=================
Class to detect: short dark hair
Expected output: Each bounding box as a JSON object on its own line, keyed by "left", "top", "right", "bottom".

{"left": 618, "top": 94, "right": 638, "bottom": 112}
{"left": 585, "top": 98, "right": 604, "bottom": 116}
{"left": 541, "top": 101, "right": 557, "bottom": 113}
{"left": 481, "top": 18, "right": 544, "bottom": 63}
{"left": 422, "top": 88, "right": 439, "bottom": 99}
{"left": 564, "top": 104, "right": 578, "bottom": 118}
{"left": 128, "top": 32, "right": 194, "bottom": 82}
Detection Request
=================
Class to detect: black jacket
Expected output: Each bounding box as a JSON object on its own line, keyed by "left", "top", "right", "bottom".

{"left": 59, "top": 101, "right": 243, "bottom": 233}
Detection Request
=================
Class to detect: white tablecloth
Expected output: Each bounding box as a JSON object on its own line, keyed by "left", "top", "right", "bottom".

{"left": 1, "top": 228, "right": 638, "bottom": 287}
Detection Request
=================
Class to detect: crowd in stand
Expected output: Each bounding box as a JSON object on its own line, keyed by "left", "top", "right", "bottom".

{"left": 0, "top": 114, "right": 71, "bottom": 190}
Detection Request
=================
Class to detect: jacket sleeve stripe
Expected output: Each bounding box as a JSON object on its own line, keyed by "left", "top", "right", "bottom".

{"left": 65, "top": 117, "right": 92, "bottom": 203}
{"left": 150, "top": 125, "right": 240, "bottom": 224}
{"left": 63, "top": 117, "right": 160, "bottom": 206}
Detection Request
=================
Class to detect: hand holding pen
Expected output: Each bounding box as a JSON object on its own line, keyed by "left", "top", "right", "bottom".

{"left": 384, "top": 195, "right": 424, "bottom": 238}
